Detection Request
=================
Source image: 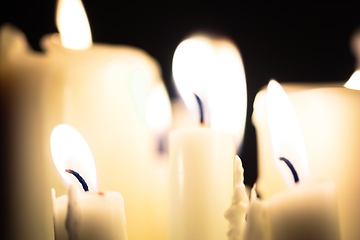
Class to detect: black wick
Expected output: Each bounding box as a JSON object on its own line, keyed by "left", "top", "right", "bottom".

{"left": 66, "top": 169, "right": 89, "bottom": 192}
{"left": 279, "top": 157, "right": 299, "bottom": 183}
{"left": 194, "top": 93, "right": 204, "bottom": 124}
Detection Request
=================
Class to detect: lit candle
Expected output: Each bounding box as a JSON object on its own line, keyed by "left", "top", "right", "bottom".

{"left": 245, "top": 80, "right": 340, "bottom": 240}
{"left": 1, "top": 0, "right": 171, "bottom": 236}
{"left": 51, "top": 124, "right": 127, "bottom": 240}
{"left": 41, "top": 0, "right": 171, "bottom": 239}
{"left": 169, "top": 34, "right": 247, "bottom": 240}
{"left": 253, "top": 77, "right": 360, "bottom": 239}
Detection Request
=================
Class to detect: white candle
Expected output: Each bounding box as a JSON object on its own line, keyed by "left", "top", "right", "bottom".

{"left": 51, "top": 124, "right": 127, "bottom": 240}
{"left": 245, "top": 182, "right": 339, "bottom": 240}
{"left": 245, "top": 80, "right": 340, "bottom": 240}
{"left": 169, "top": 34, "right": 247, "bottom": 239}
{"left": 253, "top": 79, "right": 360, "bottom": 239}
{"left": 0, "top": 24, "right": 54, "bottom": 239}
{"left": 169, "top": 127, "right": 235, "bottom": 240}
{"left": 1, "top": 0, "right": 172, "bottom": 238}
{"left": 41, "top": 0, "right": 171, "bottom": 239}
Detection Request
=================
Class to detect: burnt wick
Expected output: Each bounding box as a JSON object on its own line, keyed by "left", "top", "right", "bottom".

{"left": 279, "top": 157, "right": 299, "bottom": 183}
{"left": 194, "top": 93, "right": 204, "bottom": 124}
{"left": 66, "top": 169, "right": 89, "bottom": 192}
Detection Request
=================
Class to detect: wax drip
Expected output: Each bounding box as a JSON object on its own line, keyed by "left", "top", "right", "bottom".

{"left": 66, "top": 169, "right": 89, "bottom": 191}
{"left": 194, "top": 93, "right": 204, "bottom": 124}
{"left": 279, "top": 157, "right": 299, "bottom": 183}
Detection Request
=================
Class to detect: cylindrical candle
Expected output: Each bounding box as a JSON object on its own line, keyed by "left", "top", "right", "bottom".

{"left": 52, "top": 186, "right": 127, "bottom": 240}
{"left": 51, "top": 124, "right": 128, "bottom": 240}
{"left": 0, "top": 24, "right": 54, "bottom": 240}
{"left": 169, "top": 127, "right": 235, "bottom": 240}
{"left": 244, "top": 182, "right": 340, "bottom": 240}
{"left": 253, "top": 83, "right": 360, "bottom": 240}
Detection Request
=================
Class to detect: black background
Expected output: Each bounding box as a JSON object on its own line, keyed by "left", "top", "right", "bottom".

{"left": 1, "top": 1, "right": 359, "bottom": 186}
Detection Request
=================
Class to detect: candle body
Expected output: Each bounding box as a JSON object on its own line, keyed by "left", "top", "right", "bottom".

{"left": 0, "top": 25, "right": 54, "bottom": 240}
{"left": 42, "top": 35, "right": 169, "bottom": 239}
{"left": 253, "top": 84, "right": 360, "bottom": 239}
{"left": 169, "top": 127, "right": 235, "bottom": 240}
{"left": 244, "top": 182, "right": 340, "bottom": 240}
{"left": 52, "top": 187, "right": 128, "bottom": 240}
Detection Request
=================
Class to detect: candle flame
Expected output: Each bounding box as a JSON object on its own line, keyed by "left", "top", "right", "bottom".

{"left": 50, "top": 124, "right": 97, "bottom": 191}
{"left": 344, "top": 70, "right": 360, "bottom": 90}
{"left": 56, "top": 0, "right": 92, "bottom": 50}
{"left": 172, "top": 34, "right": 247, "bottom": 148}
{"left": 267, "top": 80, "right": 309, "bottom": 187}
{"left": 145, "top": 85, "right": 172, "bottom": 132}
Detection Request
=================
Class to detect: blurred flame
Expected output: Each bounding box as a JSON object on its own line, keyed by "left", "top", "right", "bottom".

{"left": 146, "top": 85, "right": 172, "bottom": 133}
{"left": 172, "top": 34, "right": 247, "bottom": 148}
{"left": 267, "top": 80, "right": 309, "bottom": 187}
{"left": 56, "top": 0, "right": 92, "bottom": 50}
{"left": 50, "top": 124, "right": 97, "bottom": 191}
{"left": 344, "top": 70, "right": 360, "bottom": 90}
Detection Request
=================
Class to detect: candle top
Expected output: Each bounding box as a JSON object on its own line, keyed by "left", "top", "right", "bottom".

{"left": 267, "top": 80, "right": 309, "bottom": 188}
{"left": 172, "top": 34, "right": 247, "bottom": 148}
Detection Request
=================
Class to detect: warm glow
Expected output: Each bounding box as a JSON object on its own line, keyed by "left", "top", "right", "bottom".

{"left": 172, "top": 35, "right": 216, "bottom": 122}
{"left": 344, "top": 70, "right": 360, "bottom": 90}
{"left": 267, "top": 80, "right": 309, "bottom": 187}
{"left": 56, "top": 0, "right": 92, "bottom": 50}
{"left": 172, "top": 34, "right": 247, "bottom": 147}
{"left": 146, "top": 85, "right": 172, "bottom": 132}
{"left": 50, "top": 124, "right": 97, "bottom": 191}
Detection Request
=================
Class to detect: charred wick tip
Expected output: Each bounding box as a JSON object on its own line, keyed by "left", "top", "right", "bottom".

{"left": 65, "top": 169, "right": 89, "bottom": 192}
{"left": 194, "top": 93, "right": 204, "bottom": 124}
{"left": 279, "top": 157, "right": 299, "bottom": 183}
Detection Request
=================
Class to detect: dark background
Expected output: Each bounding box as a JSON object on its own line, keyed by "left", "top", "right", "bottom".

{"left": 1, "top": 1, "right": 359, "bottom": 186}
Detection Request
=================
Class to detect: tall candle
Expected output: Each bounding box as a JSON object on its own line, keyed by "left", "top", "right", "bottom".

{"left": 41, "top": 0, "right": 171, "bottom": 239}
{"left": 252, "top": 80, "right": 360, "bottom": 239}
{"left": 169, "top": 34, "right": 247, "bottom": 239}
{"left": 51, "top": 124, "right": 127, "bottom": 240}
{"left": 0, "top": 24, "right": 54, "bottom": 240}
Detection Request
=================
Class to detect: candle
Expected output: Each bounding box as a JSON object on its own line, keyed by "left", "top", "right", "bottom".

{"left": 1, "top": 1, "right": 172, "bottom": 238}
{"left": 245, "top": 80, "right": 340, "bottom": 240}
{"left": 51, "top": 124, "right": 127, "bottom": 240}
{"left": 0, "top": 24, "right": 54, "bottom": 239}
{"left": 253, "top": 78, "right": 360, "bottom": 239}
{"left": 245, "top": 182, "right": 339, "bottom": 240}
{"left": 41, "top": 0, "right": 171, "bottom": 239}
{"left": 169, "top": 34, "right": 247, "bottom": 239}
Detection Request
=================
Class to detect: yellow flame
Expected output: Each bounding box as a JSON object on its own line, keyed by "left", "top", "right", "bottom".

{"left": 56, "top": 0, "right": 92, "bottom": 50}
{"left": 344, "top": 70, "right": 360, "bottom": 90}
{"left": 50, "top": 124, "right": 97, "bottom": 191}
{"left": 267, "top": 80, "right": 309, "bottom": 187}
{"left": 145, "top": 85, "right": 172, "bottom": 132}
{"left": 172, "top": 34, "right": 247, "bottom": 148}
